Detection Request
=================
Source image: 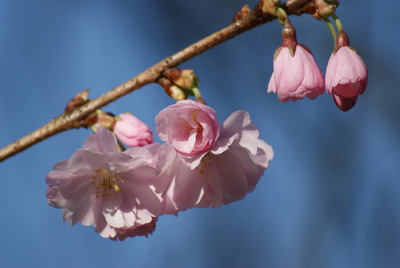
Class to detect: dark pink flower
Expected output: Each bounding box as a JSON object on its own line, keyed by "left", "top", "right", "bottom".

{"left": 114, "top": 113, "right": 153, "bottom": 147}
{"left": 325, "top": 45, "right": 368, "bottom": 111}
{"left": 46, "top": 128, "right": 162, "bottom": 240}
{"left": 155, "top": 103, "right": 274, "bottom": 214}
{"left": 156, "top": 100, "right": 220, "bottom": 164}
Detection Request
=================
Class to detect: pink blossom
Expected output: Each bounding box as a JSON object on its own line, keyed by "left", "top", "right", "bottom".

{"left": 46, "top": 127, "right": 162, "bottom": 240}
{"left": 114, "top": 113, "right": 153, "bottom": 147}
{"left": 325, "top": 46, "right": 368, "bottom": 111}
{"left": 154, "top": 102, "right": 274, "bottom": 214}
{"left": 156, "top": 100, "right": 220, "bottom": 164}
{"left": 267, "top": 45, "right": 325, "bottom": 102}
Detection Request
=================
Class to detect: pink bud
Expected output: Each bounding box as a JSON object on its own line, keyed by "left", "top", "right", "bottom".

{"left": 114, "top": 113, "right": 153, "bottom": 147}
{"left": 325, "top": 46, "right": 368, "bottom": 111}
{"left": 268, "top": 45, "right": 325, "bottom": 102}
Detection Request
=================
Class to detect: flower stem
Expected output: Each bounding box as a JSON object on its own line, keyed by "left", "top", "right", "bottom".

{"left": 323, "top": 17, "right": 337, "bottom": 44}
{"left": 276, "top": 7, "right": 289, "bottom": 25}
{"left": 331, "top": 13, "right": 344, "bottom": 33}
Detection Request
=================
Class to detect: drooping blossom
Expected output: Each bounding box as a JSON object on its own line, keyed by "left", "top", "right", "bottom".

{"left": 114, "top": 113, "right": 153, "bottom": 147}
{"left": 154, "top": 100, "right": 274, "bottom": 214}
{"left": 46, "top": 127, "right": 162, "bottom": 240}
{"left": 268, "top": 23, "right": 325, "bottom": 102}
{"left": 325, "top": 32, "right": 368, "bottom": 111}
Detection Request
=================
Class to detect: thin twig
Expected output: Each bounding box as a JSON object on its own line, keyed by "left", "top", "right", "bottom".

{"left": 0, "top": 0, "right": 312, "bottom": 162}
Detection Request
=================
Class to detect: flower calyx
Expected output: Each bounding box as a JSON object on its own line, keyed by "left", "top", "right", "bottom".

{"left": 333, "top": 31, "right": 351, "bottom": 54}
{"left": 279, "top": 21, "right": 298, "bottom": 57}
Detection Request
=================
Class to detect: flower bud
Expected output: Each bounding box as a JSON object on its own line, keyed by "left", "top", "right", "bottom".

{"left": 64, "top": 89, "right": 89, "bottom": 114}
{"left": 163, "top": 68, "right": 199, "bottom": 90}
{"left": 305, "top": 0, "right": 339, "bottom": 20}
{"left": 114, "top": 113, "right": 153, "bottom": 147}
{"left": 233, "top": 5, "right": 251, "bottom": 22}
{"left": 168, "top": 85, "right": 186, "bottom": 101}
{"left": 254, "top": 0, "right": 280, "bottom": 18}
{"left": 158, "top": 68, "right": 201, "bottom": 102}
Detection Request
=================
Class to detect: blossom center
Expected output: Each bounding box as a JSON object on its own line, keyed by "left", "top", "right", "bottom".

{"left": 197, "top": 153, "right": 221, "bottom": 173}
{"left": 185, "top": 110, "right": 203, "bottom": 135}
{"left": 92, "top": 169, "right": 124, "bottom": 198}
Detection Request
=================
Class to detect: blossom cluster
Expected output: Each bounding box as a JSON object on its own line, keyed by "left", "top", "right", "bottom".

{"left": 267, "top": 12, "right": 368, "bottom": 111}
{"left": 46, "top": 100, "right": 273, "bottom": 240}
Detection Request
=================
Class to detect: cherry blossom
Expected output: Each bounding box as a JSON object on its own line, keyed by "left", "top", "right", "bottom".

{"left": 268, "top": 24, "right": 324, "bottom": 102}
{"left": 154, "top": 100, "right": 274, "bottom": 214}
{"left": 156, "top": 100, "right": 220, "bottom": 165}
{"left": 45, "top": 128, "right": 161, "bottom": 240}
{"left": 325, "top": 41, "right": 368, "bottom": 111}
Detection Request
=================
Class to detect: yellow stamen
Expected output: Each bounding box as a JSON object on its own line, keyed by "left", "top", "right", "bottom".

{"left": 92, "top": 169, "right": 124, "bottom": 198}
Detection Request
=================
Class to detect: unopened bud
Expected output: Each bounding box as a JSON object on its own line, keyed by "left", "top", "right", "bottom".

{"left": 163, "top": 68, "right": 199, "bottom": 90}
{"left": 158, "top": 77, "right": 189, "bottom": 101}
{"left": 305, "top": 0, "right": 338, "bottom": 20}
{"left": 64, "top": 89, "right": 89, "bottom": 114}
{"left": 169, "top": 85, "right": 187, "bottom": 101}
{"left": 254, "top": 0, "right": 281, "bottom": 18}
{"left": 114, "top": 113, "right": 153, "bottom": 147}
{"left": 233, "top": 5, "right": 251, "bottom": 22}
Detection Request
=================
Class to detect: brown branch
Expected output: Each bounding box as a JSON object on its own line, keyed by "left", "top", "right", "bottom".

{"left": 0, "top": 0, "right": 312, "bottom": 162}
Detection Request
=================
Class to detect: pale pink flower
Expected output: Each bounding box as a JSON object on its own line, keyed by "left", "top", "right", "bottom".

{"left": 156, "top": 100, "right": 220, "bottom": 165}
{"left": 325, "top": 45, "right": 368, "bottom": 111}
{"left": 268, "top": 45, "right": 325, "bottom": 102}
{"left": 46, "top": 127, "right": 162, "bottom": 240}
{"left": 114, "top": 113, "right": 153, "bottom": 147}
{"left": 267, "top": 21, "right": 324, "bottom": 102}
{"left": 154, "top": 102, "right": 274, "bottom": 214}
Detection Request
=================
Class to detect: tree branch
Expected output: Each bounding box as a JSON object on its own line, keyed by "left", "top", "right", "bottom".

{"left": 0, "top": 0, "right": 312, "bottom": 162}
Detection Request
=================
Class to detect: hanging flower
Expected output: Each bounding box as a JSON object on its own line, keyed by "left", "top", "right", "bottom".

{"left": 267, "top": 23, "right": 325, "bottom": 102}
{"left": 325, "top": 32, "right": 368, "bottom": 111}
{"left": 45, "top": 128, "right": 162, "bottom": 240}
{"left": 114, "top": 113, "right": 153, "bottom": 147}
{"left": 154, "top": 100, "right": 274, "bottom": 214}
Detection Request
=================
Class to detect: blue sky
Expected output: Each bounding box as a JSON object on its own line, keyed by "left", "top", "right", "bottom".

{"left": 1, "top": 1, "right": 399, "bottom": 267}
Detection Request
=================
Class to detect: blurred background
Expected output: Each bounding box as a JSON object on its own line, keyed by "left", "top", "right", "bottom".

{"left": 1, "top": 0, "right": 399, "bottom": 267}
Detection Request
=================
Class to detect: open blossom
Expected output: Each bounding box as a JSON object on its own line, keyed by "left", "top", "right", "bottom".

{"left": 45, "top": 127, "right": 162, "bottom": 240}
{"left": 114, "top": 113, "right": 153, "bottom": 147}
{"left": 325, "top": 33, "right": 368, "bottom": 111}
{"left": 268, "top": 24, "right": 324, "bottom": 102}
{"left": 154, "top": 100, "right": 274, "bottom": 214}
